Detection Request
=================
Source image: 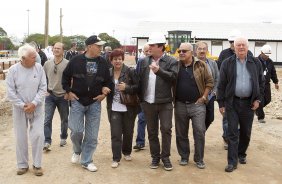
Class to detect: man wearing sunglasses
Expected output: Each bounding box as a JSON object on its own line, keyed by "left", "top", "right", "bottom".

{"left": 43, "top": 42, "right": 69, "bottom": 151}
{"left": 138, "top": 32, "right": 177, "bottom": 171}
{"left": 174, "top": 43, "right": 213, "bottom": 169}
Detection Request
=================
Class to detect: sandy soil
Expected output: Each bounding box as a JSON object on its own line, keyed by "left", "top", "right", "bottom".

{"left": 0, "top": 61, "right": 282, "bottom": 184}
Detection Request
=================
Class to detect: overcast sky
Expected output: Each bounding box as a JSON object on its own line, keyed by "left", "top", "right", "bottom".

{"left": 1, "top": 0, "right": 282, "bottom": 44}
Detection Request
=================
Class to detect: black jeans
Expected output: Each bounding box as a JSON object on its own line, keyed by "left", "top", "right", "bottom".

{"left": 205, "top": 96, "right": 215, "bottom": 130}
{"left": 141, "top": 102, "right": 173, "bottom": 161}
{"left": 109, "top": 111, "right": 136, "bottom": 162}
{"left": 226, "top": 98, "right": 254, "bottom": 166}
{"left": 256, "top": 83, "right": 271, "bottom": 120}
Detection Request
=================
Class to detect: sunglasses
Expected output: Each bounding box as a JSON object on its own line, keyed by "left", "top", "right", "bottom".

{"left": 54, "top": 65, "right": 57, "bottom": 74}
{"left": 177, "top": 50, "right": 191, "bottom": 54}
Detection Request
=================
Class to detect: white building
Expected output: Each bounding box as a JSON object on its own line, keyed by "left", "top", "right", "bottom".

{"left": 132, "top": 21, "right": 282, "bottom": 64}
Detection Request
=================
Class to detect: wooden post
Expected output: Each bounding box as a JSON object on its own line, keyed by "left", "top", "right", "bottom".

{"left": 44, "top": 0, "right": 49, "bottom": 48}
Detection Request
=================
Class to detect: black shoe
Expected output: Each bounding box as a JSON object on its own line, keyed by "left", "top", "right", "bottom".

{"left": 150, "top": 158, "right": 160, "bottom": 169}
{"left": 162, "top": 158, "right": 173, "bottom": 171}
{"left": 179, "top": 158, "right": 188, "bottom": 166}
{"left": 133, "top": 144, "right": 145, "bottom": 150}
{"left": 225, "top": 164, "right": 237, "bottom": 172}
{"left": 195, "top": 161, "right": 206, "bottom": 169}
{"left": 239, "top": 157, "right": 247, "bottom": 164}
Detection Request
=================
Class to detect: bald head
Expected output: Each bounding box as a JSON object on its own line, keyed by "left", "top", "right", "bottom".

{"left": 143, "top": 44, "right": 151, "bottom": 56}
{"left": 179, "top": 43, "right": 193, "bottom": 51}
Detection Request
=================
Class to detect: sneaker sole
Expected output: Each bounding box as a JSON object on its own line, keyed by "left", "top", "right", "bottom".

{"left": 82, "top": 165, "right": 97, "bottom": 172}
{"left": 150, "top": 165, "right": 159, "bottom": 169}
{"left": 164, "top": 167, "right": 173, "bottom": 171}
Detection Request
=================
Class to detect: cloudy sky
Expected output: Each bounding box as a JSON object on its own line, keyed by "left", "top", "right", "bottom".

{"left": 1, "top": 0, "right": 282, "bottom": 44}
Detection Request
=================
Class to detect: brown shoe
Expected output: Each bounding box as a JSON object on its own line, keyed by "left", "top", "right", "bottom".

{"left": 33, "top": 166, "right": 43, "bottom": 176}
{"left": 17, "top": 167, "right": 29, "bottom": 175}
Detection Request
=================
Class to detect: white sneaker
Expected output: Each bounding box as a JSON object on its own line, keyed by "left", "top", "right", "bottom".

{"left": 124, "top": 155, "right": 132, "bottom": 161}
{"left": 71, "top": 153, "right": 80, "bottom": 164}
{"left": 111, "top": 161, "right": 119, "bottom": 168}
{"left": 43, "top": 143, "right": 51, "bottom": 151}
{"left": 82, "top": 163, "right": 97, "bottom": 172}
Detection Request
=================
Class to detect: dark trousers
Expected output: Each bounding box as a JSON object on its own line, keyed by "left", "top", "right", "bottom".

{"left": 256, "top": 83, "right": 271, "bottom": 120}
{"left": 109, "top": 111, "right": 136, "bottom": 162}
{"left": 205, "top": 96, "right": 215, "bottom": 130}
{"left": 175, "top": 101, "right": 206, "bottom": 162}
{"left": 142, "top": 102, "right": 173, "bottom": 161}
{"left": 226, "top": 98, "right": 254, "bottom": 166}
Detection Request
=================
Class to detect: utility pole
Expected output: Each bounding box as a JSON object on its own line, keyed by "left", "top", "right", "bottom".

{"left": 44, "top": 0, "right": 49, "bottom": 48}
{"left": 60, "top": 8, "right": 63, "bottom": 43}
{"left": 27, "top": 9, "right": 30, "bottom": 37}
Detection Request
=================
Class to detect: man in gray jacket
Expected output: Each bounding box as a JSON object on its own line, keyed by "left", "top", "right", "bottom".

{"left": 138, "top": 32, "right": 177, "bottom": 171}
{"left": 195, "top": 41, "right": 219, "bottom": 130}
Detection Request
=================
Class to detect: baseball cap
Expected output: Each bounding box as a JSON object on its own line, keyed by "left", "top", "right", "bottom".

{"left": 261, "top": 45, "right": 271, "bottom": 56}
{"left": 85, "top": 35, "right": 106, "bottom": 46}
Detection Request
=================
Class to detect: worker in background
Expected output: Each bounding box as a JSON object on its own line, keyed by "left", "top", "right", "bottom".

{"left": 256, "top": 45, "right": 279, "bottom": 123}
{"left": 134, "top": 44, "right": 151, "bottom": 150}
{"left": 65, "top": 43, "right": 79, "bottom": 61}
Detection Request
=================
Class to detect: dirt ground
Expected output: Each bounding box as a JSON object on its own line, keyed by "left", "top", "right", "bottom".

{"left": 0, "top": 60, "right": 282, "bottom": 184}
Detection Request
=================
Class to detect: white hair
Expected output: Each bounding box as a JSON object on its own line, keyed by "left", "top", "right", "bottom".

{"left": 18, "top": 44, "right": 36, "bottom": 60}
{"left": 234, "top": 36, "right": 249, "bottom": 46}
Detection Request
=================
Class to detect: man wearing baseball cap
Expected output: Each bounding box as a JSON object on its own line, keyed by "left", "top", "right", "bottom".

{"left": 62, "top": 35, "right": 111, "bottom": 172}
{"left": 256, "top": 44, "right": 279, "bottom": 123}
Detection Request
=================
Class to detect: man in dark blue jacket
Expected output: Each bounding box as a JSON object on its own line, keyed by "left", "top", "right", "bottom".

{"left": 217, "top": 36, "right": 264, "bottom": 172}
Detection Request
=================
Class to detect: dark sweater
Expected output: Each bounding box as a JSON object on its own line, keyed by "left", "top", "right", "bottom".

{"left": 62, "top": 53, "right": 111, "bottom": 106}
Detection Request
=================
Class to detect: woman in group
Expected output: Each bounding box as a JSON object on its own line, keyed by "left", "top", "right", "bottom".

{"left": 106, "top": 49, "right": 140, "bottom": 168}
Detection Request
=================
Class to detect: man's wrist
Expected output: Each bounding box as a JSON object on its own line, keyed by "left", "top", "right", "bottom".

{"left": 202, "top": 96, "right": 207, "bottom": 101}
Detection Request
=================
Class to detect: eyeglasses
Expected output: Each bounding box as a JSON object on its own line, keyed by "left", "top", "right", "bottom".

{"left": 54, "top": 65, "right": 57, "bottom": 74}
{"left": 177, "top": 50, "right": 190, "bottom": 54}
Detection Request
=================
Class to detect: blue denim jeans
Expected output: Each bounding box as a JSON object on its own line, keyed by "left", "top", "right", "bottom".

{"left": 44, "top": 94, "right": 69, "bottom": 144}
{"left": 135, "top": 111, "right": 146, "bottom": 146}
{"left": 68, "top": 100, "right": 101, "bottom": 166}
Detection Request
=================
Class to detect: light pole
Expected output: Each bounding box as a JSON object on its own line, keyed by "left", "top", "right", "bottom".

{"left": 27, "top": 9, "right": 30, "bottom": 36}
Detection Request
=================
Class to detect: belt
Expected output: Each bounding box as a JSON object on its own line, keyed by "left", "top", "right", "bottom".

{"left": 178, "top": 100, "right": 195, "bottom": 104}
{"left": 234, "top": 96, "right": 251, "bottom": 100}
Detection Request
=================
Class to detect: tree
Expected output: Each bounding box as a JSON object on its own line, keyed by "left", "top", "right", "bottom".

{"left": 0, "top": 27, "right": 15, "bottom": 50}
{"left": 98, "top": 33, "right": 121, "bottom": 49}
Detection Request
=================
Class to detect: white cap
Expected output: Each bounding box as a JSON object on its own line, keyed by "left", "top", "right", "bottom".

{"left": 147, "top": 32, "right": 166, "bottom": 44}
{"left": 228, "top": 29, "right": 241, "bottom": 41}
{"left": 261, "top": 45, "right": 271, "bottom": 56}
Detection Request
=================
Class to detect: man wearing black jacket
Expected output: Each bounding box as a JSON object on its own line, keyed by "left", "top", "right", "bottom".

{"left": 62, "top": 35, "right": 111, "bottom": 172}
{"left": 217, "top": 37, "right": 264, "bottom": 172}
{"left": 256, "top": 45, "right": 279, "bottom": 123}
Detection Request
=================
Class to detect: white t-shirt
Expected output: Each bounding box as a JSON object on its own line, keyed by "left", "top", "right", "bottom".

{"left": 112, "top": 79, "right": 127, "bottom": 112}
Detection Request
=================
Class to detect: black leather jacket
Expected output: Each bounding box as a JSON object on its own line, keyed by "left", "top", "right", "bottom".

{"left": 137, "top": 54, "right": 178, "bottom": 104}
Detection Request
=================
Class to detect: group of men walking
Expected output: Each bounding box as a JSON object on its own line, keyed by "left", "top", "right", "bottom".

{"left": 6, "top": 31, "right": 279, "bottom": 176}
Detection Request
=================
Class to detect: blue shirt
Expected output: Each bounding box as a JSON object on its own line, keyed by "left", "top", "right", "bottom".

{"left": 235, "top": 58, "right": 252, "bottom": 97}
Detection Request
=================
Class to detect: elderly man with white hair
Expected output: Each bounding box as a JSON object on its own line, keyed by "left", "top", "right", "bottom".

{"left": 217, "top": 36, "right": 264, "bottom": 172}
{"left": 6, "top": 44, "right": 47, "bottom": 176}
